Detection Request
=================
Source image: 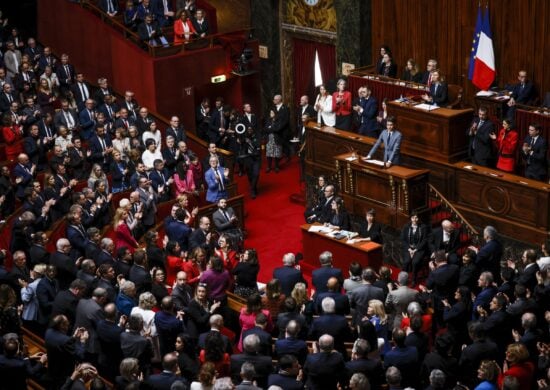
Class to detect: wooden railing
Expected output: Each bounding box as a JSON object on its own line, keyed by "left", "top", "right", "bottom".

{"left": 429, "top": 183, "right": 480, "bottom": 246}
{"left": 80, "top": 0, "right": 252, "bottom": 58}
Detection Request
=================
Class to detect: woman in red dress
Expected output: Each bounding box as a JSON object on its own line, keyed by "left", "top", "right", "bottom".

{"left": 332, "top": 78, "right": 352, "bottom": 130}
{"left": 183, "top": 247, "right": 206, "bottom": 287}
{"left": 492, "top": 118, "right": 518, "bottom": 173}
{"left": 113, "top": 207, "right": 139, "bottom": 253}
{"left": 165, "top": 240, "right": 185, "bottom": 287}
{"left": 2, "top": 114, "right": 24, "bottom": 161}
{"left": 173, "top": 10, "right": 196, "bottom": 44}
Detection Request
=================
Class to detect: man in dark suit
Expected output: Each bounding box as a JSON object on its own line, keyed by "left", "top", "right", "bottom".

{"left": 36, "top": 265, "right": 60, "bottom": 327}
{"left": 96, "top": 303, "right": 125, "bottom": 380}
{"left": 198, "top": 314, "right": 233, "bottom": 355}
{"left": 303, "top": 334, "right": 347, "bottom": 390}
{"left": 276, "top": 298, "right": 309, "bottom": 340}
{"left": 98, "top": 94, "right": 119, "bottom": 124}
{"left": 267, "top": 354, "right": 304, "bottom": 390}
{"left": 471, "top": 226, "right": 503, "bottom": 283}
{"left": 422, "top": 70, "right": 448, "bottom": 106}
{"left": 345, "top": 338, "right": 384, "bottom": 389}
{"left": 129, "top": 249, "right": 152, "bottom": 295}
{"left": 348, "top": 268, "right": 385, "bottom": 324}
{"left": 89, "top": 125, "right": 114, "bottom": 171}
{"left": 78, "top": 99, "right": 97, "bottom": 140}
{"left": 477, "top": 293, "right": 511, "bottom": 355}
{"left": 297, "top": 95, "right": 317, "bottom": 130}
{"left": 192, "top": 9, "right": 209, "bottom": 37}
{"left": 512, "top": 249, "right": 540, "bottom": 292}
{"left": 208, "top": 100, "right": 228, "bottom": 145}
{"left": 230, "top": 334, "right": 273, "bottom": 388}
{"left": 458, "top": 322, "right": 499, "bottom": 388}
{"left": 165, "top": 115, "right": 186, "bottom": 143}
{"left": 55, "top": 54, "right": 76, "bottom": 91}
{"left": 429, "top": 219, "right": 460, "bottom": 265}
{"left": 146, "top": 352, "right": 186, "bottom": 390}
{"left": 311, "top": 250, "right": 343, "bottom": 295}
{"left": 425, "top": 250, "right": 460, "bottom": 327}
{"left": 138, "top": 14, "right": 167, "bottom": 47}
{"left": 472, "top": 271, "right": 498, "bottom": 320}
{"left": 94, "top": 77, "right": 115, "bottom": 106}
{"left": 0, "top": 80, "right": 18, "bottom": 114}
{"left": 314, "top": 277, "right": 350, "bottom": 315}
{"left": 54, "top": 99, "right": 79, "bottom": 132}
{"left": 241, "top": 313, "right": 273, "bottom": 357}
{"left": 201, "top": 142, "right": 225, "bottom": 171}
{"left": 149, "top": 159, "right": 173, "bottom": 202}
{"left": 274, "top": 320, "right": 308, "bottom": 365}
{"left": 114, "top": 108, "right": 135, "bottom": 132}
{"left": 353, "top": 86, "right": 378, "bottom": 137}
{"left": 421, "top": 59, "right": 438, "bottom": 85}
{"left": 121, "top": 313, "right": 154, "bottom": 375}
{"left": 189, "top": 216, "right": 214, "bottom": 254}
{"left": 12, "top": 153, "right": 36, "bottom": 201}
{"left": 366, "top": 115, "right": 402, "bottom": 167}
{"left": 273, "top": 253, "right": 306, "bottom": 296}
{"left": 240, "top": 103, "right": 259, "bottom": 135}
{"left": 51, "top": 279, "right": 87, "bottom": 328}
{"left": 309, "top": 297, "right": 353, "bottom": 356}
{"left": 50, "top": 238, "right": 79, "bottom": 290}
{"left": 521, "top": 123, "right": 548, "bottom": 181}
{"left": 273, "top": 94, "right": 292, "bottom": 160}
{"left": 507, "top": 70, "right": 536, "bottom": 107}
{"left": 45, "top": 315, "right": 88, "bottom": 389}
{"left": 154, "top": 297, "right": 187, "bottom": 357}
{"left": 0, "top": 333, "right": 48, "bottom": 389}
{"left": 71, "top": 73, "right": 92, "bottom": 110}
{"left": 467, "top": 106, "right": 496, "bottom": 167}
{"left": 66, "top": 212, "right": 89, "bottom": 260}
{"left": 383, "top": 328, "right": 420, "bottom": 388}
{"left": 166, "top": 209, "right": 192, "bottom": 251}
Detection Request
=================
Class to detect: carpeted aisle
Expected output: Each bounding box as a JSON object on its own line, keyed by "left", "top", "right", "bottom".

{"left": 235, "top": 158, "right": 305, "bottom": 283}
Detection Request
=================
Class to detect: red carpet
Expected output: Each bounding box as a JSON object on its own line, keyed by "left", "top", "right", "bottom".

{"left": 235, "top": 158, "right": 305, "bottom": 283}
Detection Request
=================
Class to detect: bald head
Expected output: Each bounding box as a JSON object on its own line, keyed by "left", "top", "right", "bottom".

{"left": 327, "top": 277, "right": 340, "bottom": 291}
{"left": 319, "top": 334, "right": 334, "bottom": 352}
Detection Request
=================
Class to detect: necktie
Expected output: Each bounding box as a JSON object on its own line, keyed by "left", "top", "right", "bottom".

{"left": 222, "top": 210, "right": 230, "bottom": 221}
{"left": 215, "top": 169, "right": 224, "bottom": 191}
{"left": 219, "top": 110, "right": 224, "bottom": 128}
{"left": 23, "top": 73, "right": 29, "bottom": 82}
{"left": 65, "top": 112, "right": 74, "bottom": 128}
{"left": 147, "top": 25, "right": 152, "bottom": 37}
{"left": 107, "top": 0, "right": 113, "bottom": 13}
{"left": 107, "top": 105, "right": 113, "bottom": 118}
{"left": 7, "top": 94, "right": 12, "bottom": 103}
{"left": 387, "top": 131, "right": 392, "bottom": 145}
{"left": 531, "top": 137, "right": 536, "bottom": 148}
{"left": 100, "top": 137, "right": 106, "bottom": 151}
{"left": 79, "top": 83, "right": 86, "bottom": 99}
{"left": 123, "top": 119, "right": 128, "bottom": 128}
{"left": 65, "top": 65, "right": 70, "bottom": 80}
{"left": 434, "top": 84, "right": 438, "bottom": 96}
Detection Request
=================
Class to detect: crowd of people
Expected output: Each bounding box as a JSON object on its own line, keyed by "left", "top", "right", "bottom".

{"left": 1, "top": 6, "right": 550, "bottom": 390}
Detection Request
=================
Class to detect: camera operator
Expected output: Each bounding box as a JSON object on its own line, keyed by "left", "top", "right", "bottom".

{"left": 237, "top": 125, "right": 261, "bottom": 199}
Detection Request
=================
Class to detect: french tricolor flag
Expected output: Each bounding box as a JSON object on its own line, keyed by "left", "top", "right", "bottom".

{"left": 470, "top": 7, "right": 495, "bottom": 91}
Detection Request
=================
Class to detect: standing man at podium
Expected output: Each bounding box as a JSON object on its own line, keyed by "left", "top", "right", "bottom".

{"left": 365, "top": 116, "right": 402, "bottom": 168}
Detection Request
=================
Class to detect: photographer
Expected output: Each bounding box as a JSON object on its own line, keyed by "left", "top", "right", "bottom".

{"left": 237, "top": 125, "right": 261, "bottom": 199}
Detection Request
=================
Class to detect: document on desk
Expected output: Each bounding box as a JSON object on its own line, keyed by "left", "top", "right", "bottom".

{"left": 362, "top": 158, "right": 386, "bottom": 167}
{"left": 309, "top": 225, "right": 333, "bottom": 234}
{"left": 415, "top": 103, "right": 441, "bottom": 111}
{"left": 476, "top": 90, "right": 497, "bottom": 97}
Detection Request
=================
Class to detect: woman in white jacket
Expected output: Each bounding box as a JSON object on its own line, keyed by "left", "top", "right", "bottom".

{"left": 314, "top": 84, "right": 336, "bottom": 127}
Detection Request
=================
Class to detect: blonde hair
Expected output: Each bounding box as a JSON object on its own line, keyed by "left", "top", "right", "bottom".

{"left": 506, "top": 343, "right": 529, "bottom": 364}
{"left": 291, "top": 283, "right": 308, "bottom": 307}
{"left": 368, "top": 299, "right": 387, "bottom": 324}
{"left": 112, "top": 207, "right": 127, "bottom": 229}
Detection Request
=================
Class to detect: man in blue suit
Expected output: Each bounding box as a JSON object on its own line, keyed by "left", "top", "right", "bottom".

{"left": 274, "top": 320, "right": 308, "bottom": 365}
{"left": 472, "top": 271, "right": 498, "bottom": 320}
{"left": 12, "top": 153, "right": 36, "bottom": 200}
{"left": 268, "top": 354, "right": 305, "bottom": 390}
{"left": 353, "top": 86, "right": 378, "bottom": 137}
{"left": 146, "top": 352, "right": 186, "bottom": 390}
{"left": 383, "top": 328, "right": 419, "bottom": 388}
{"left": 205, "top": 155, "right": 229, "bottom": 203}
{"left": 78, "top": 99, "right": 97, "bottom": 140}
{"left": 303, "top": 334, "right": 347, "bottom": 390}
{"left": 308, "top": 297, "right": 353, "bottom": 357}
{"left": 311, "top": 251, "right": 343, "bottom": 295}
{"left": 471, "top": 226, "right": 503, "bottom": 283}
{"left": 165, "top": 209, "right": 192, "bottom": 251}
{"left": 366, "top": 116, "right": 402, "bottom": 167}
{"left": 273, "top": 253, "right": 307, "bottom": 296}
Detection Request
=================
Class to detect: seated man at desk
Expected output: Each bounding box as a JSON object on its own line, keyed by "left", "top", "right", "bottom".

{"left": 365, "top": 116, "right": 402, "bottom": 168}
{"left": 421, "top": 70, "right": 448, "bottom": 106}
{"left": 505, "top": 70, "right": 536, "bottom": 120}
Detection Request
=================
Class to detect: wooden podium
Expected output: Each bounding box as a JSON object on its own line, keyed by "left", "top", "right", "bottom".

{"left": 386, "top": 101, "right": 473, "bottom": 163}
{"left": 335, "top": 152, "right": 430, "bottom": 229}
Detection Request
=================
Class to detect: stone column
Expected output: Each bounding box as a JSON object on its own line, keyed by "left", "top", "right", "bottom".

{"left": 334, "top": 0, "right": 372, "bottom": 73}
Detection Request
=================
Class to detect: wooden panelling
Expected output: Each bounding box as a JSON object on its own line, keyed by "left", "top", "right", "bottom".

{"left": 370, "top": 0, "right": 550, "bottom": 107}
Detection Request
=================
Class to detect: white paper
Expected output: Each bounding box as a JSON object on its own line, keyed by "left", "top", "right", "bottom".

{"left": 476, "top": 90, "right": 497, "bottom": 97}
{"left": 363, "top": 158, "right": 386, "bottom": 167}
{"left": 415, "top": 103, "right": 441, "bottom": 111}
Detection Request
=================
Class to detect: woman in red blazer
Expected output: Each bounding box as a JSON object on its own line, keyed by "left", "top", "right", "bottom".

{"left": 173, "top": 9, "right": 196, "bottom": 44}
{"left": 113, "top": 207, "right": 139, "bottom": 253}
{"left": 492, "top": 118, "right": 518, "bottom": 173}
{"left": 498, "top": 343, "right": 535, "bottom": 389}
{"left": 332, "top": 78, "right": 352, "bottom": 130}
{"left": 2, "top": 114, "right": 24, "bottom": 161}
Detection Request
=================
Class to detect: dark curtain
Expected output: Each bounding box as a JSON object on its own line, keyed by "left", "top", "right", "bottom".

{"left": 293, "top": 39, "right": 336, "bottom": 105}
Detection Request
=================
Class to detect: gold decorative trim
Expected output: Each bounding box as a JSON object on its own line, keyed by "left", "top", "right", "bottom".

{"left": 346, "top": 162, "right": 353, "bottom": 194}
{"left": 389, "top": 175, "right": 396, "bottom": 207}
{"left": 402, "top": 180, "right": 408, "bottom": 212}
